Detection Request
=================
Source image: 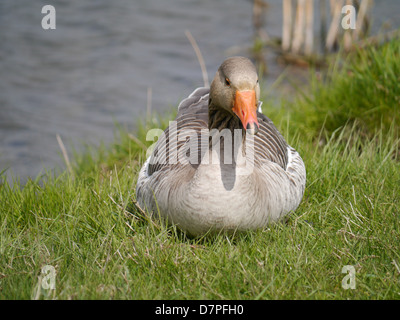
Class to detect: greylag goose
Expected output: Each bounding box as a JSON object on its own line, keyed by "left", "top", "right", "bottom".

{"left": 136, "top": 56, "right": 306, "bottom": 236}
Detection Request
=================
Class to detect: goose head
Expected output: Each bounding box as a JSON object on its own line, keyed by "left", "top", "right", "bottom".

{"left": 209, "top": 56, "right": 260, "bottom": 134}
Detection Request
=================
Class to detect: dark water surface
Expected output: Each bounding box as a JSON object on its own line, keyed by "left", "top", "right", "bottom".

{"left": 1, "top": 0, "right": 399, "bottom": 181}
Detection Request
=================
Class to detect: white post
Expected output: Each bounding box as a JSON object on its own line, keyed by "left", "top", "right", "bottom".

{"left": 282, "top": 0, "right": 293, "bottom": 51}
{"left": 326, "top": 0, "right": 344, "bottom": 52}
{"left": 292, "top": 0, "right": 306, "bottom": 54}
{"left": 343, "top": 0, "right": 354, "bottom": 51}
{"left": 353, "top": 0, "right": 370, "bottom": 41}
{"left": 304, "top": 0, "right": 314, "bottom": 56}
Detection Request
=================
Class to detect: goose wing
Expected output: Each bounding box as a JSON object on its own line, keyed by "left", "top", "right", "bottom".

{"left": 253, "top": 112, "right": 289, "bottom": 170}
{"left": 145, "top": 86, "right": 290, "bottom": 176}
{"left": 147, "top": 87, "right": 210, "bottom": 176}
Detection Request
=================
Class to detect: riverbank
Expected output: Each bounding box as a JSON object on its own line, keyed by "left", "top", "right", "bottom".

{"left": 1, "top": 39, "right": 399, "bottom": 299}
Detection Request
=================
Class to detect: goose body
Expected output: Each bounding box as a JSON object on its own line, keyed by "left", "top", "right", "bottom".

{"left": 136, "top": 57, "right": 306, "bottom": 236}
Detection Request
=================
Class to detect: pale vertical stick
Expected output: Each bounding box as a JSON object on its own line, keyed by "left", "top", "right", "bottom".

{"left": 343, "top": 0, "right": 353, "bottom": 51}
{"left": 282, "top": 0, "right": 293, "bottom": 51}
{"left": 353, "top": 0, "right": 370, "bottom": 41}
{"left": 56, "top": 134, "right": 73, "bottom": 175}
{"left": 320, "top": 0, "right": 327, "bottom": 52}
{"left": 304, "top": 0, "right": 314, "bottom": 56}
{"left": 292, "top": 0, "right": 306, "bottom": 54}
{"left": 185, "top": 30, "right": 209, "bottom": 88}
{"left": 326, "top": 0, "right": 344, "bottom": 52}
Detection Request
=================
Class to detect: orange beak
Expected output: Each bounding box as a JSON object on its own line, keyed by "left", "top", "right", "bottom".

{"left": 232, "top": 90, "right": 259, "bottom": 135}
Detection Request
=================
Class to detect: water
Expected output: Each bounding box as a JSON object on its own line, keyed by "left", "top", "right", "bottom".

{"left": 1, "top": 0, "right": 399, "bottom": 182}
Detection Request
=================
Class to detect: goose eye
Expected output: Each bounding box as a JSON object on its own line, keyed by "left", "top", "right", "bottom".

{"left": 256, "top": 79, "right": 259, "bottom": 84}
{"left": 225, "top": 78, "right": 231, "bottom": 86}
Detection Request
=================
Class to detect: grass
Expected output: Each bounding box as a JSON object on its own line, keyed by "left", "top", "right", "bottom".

{"left": 273, "top": 38, "right": 400, "bottom": 141}
{"left": 1, "top": 39, "right": 400, "bottom": 300}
